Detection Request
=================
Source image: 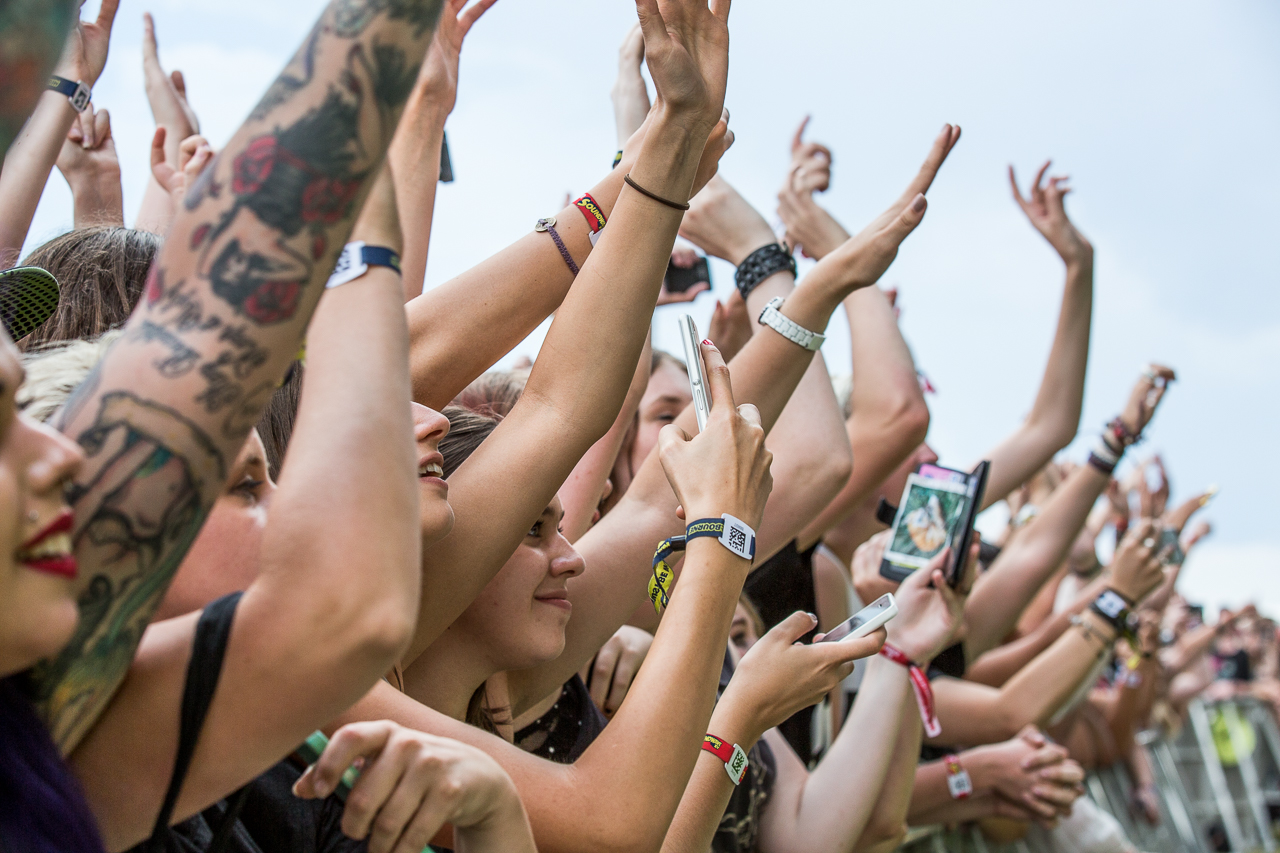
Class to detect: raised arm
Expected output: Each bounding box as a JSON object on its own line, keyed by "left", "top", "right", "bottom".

{"left": 932, "top": 523, "right": 1168, "bottom": 746}
{"left": 391, "top": 0, "right": 496, "bottom": 300}
{"left": 32, "top": 0, "right": 442, "bottom": 753}
{"left": 399, "top": 0, "right": 733, "bottom": 667}
{"left": 512, "top": 125, "right": 961, "bottom": 707}
{"left": 405, "top": 110, "right": 731, "bottom": 410}
{"left": 0, "top": 0, "right": 118, "bottom": 265}
{"left": 977, "top": 163, "right": 1094, "bottom": 508}
{"left": 964, "top": 365, "right": 1176, "bottom": 657}
{"left": 55, "top": 106, "right": 124, "bottom": 228}
{"left": 67, "top": 168, "right": 427, "bottom": 850}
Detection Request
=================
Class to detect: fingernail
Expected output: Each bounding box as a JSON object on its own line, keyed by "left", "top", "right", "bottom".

{"left": 912, "top": 194, "right": 926, "bottom": 213}
{"left": 702, "top": 339, "right": 714, "bottom": 347}
{"left": 807, "top": 612, "right": 818, "bottom": 622}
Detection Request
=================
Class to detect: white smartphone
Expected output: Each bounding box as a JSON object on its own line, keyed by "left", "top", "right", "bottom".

{"left": 677, "top": 314, "right": 712, "bottom": 432}
{"left": 818, "top": 593, "right": 898, "bottom": 643}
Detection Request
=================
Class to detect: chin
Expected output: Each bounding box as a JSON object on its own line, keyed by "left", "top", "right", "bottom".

{"left": 420, "top": 501, "right": 456, "bottom": 542}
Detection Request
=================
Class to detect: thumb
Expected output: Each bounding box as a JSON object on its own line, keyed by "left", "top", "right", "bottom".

{"left": 890, "top": 193, "right": 928, "bottom": 240}
{"left": 657, "top": 422, "right": 692, "bottom": 454}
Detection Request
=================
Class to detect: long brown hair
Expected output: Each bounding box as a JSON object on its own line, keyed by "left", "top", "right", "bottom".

{"left": 19, "top": 227, "right": 160, "bottom": 350}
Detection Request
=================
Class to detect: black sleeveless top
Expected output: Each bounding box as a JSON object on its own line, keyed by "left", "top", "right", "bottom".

{"left": 130, "top": 593, "right": 367, "bottom": 853}
{"left": 742, "top": 539, "right": 819, "bottom": 763}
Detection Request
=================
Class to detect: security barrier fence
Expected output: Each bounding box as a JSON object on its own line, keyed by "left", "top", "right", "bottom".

{"left": 898, "top": 699, "right": 1280, "bottom": 853}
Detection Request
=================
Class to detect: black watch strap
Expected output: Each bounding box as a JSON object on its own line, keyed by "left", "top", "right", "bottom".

{"left": 49, "top": 75, "right": 91, "bottom": 111}
{"left": 1090, "top": 589, "right": 1131, "bottom": 633}
{"left": 735, "top": 243, "right": 796, "bottom": 301}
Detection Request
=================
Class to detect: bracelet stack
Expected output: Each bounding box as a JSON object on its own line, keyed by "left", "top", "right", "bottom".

{"left": 735, "top": 244, "right": 796, "bottom": 301}
{"left": 1087, "top": 415, "right": 1141, "bottom": 475}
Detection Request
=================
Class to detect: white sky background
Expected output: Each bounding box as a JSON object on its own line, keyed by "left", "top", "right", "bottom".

{"left": 23, "top": 0, "right": 1280, "bottom": 613}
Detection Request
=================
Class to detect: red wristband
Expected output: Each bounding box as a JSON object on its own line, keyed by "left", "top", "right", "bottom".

{"left": 574, "top": 193, "right": 607, "bottom": 245}
{"left": 944, "top": 753, "right": 973, "bottom": 799}
{"left": 880, "top": 643, "right": 942, "bottom": 738}
{"left": 702, "top": 734, "right": 749, "bottom": 785}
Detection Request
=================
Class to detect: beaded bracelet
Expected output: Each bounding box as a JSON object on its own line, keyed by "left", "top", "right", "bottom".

{"left": 735, "top": 243, "right": 796, "bottom": 301}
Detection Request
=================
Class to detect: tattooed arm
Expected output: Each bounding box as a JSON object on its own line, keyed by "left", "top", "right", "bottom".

{"left": 31, "top": 0, "right": 445, "bottom": 754}
{"left": 0, "top": 1, "right": 77, "bottom": 154}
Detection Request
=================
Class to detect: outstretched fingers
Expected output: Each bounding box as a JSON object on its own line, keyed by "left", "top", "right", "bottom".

{"left": 634, "top": 0, "right": 669, "bottom": 49}
{"left": 458, "top": 0, "right": 498, "bottom": 37}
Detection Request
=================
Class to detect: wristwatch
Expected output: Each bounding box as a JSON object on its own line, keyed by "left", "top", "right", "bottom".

{"left": 326, "top": 242, "right": 402, "bottom": 289}
{"left": 758, "top": 297, "right": 825, "bottom": 351}
{"left": 48, "top": 75, "right": 92, "bottom": 112}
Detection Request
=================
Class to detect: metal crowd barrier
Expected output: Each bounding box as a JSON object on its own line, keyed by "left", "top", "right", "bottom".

{"left": 897, "top": 698, "right": 1280, "bottom": 853}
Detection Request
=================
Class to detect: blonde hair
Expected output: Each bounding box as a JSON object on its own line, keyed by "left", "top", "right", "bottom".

{"left": 17, "top": 331, "right": 120, "bottom": 423}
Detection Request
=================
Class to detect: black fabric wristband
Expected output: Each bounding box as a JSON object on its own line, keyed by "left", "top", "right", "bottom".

{"left": 735, "top": 243, "right": 796, "bottom": 301}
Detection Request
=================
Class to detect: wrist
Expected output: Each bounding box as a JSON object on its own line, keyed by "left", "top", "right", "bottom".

{"left": 729, "top": 232, "right": 781, "bottom": 267}
{"left": 961, "top": 748, "right": 997, "bottom": 795}
{"left": 709, "top": 689, "right": 766, "bottom": 749}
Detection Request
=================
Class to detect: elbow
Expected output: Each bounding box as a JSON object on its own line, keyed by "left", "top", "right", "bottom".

{"left": 895, "top": 394, "right": 931, "bottom": 451}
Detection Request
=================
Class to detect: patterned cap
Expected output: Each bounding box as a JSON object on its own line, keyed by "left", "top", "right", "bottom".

{"left": 0, "top": 266, "right": 60, "bottom": 341}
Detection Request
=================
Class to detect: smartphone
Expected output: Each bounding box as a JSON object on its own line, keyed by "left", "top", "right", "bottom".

{"left": 1158, "top": 527, "right": 1185, "bottom": 566}
{"left": 665, "top": 255, "right": 711, "bottom": 294}
{"left": 880, "top": 461, "right": 989, "bottom": 588}
{"left": 439, "top": 133, "right": 454, "bottom": 183}
{"left": 677, "top": 314, "right": 712, "bottom": 432}
{"left": 293, "top": 731, "right": 360, "bottom": 801}
{"left": 818, "top": 594, "right": 898, "bottom": 643}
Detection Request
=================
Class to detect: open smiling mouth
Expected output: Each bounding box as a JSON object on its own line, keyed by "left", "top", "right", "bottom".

{"left": 16, "top": 509, "right": 77, "bottom": 579}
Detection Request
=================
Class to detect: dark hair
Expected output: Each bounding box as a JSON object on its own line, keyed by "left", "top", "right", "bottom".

{"left": 255, "top": 361, "right": 305, "bottom": 482}
{"left": 19, "top": 227, "right": 161, "bottom": 351}
{"left": 0, "top": 676, "right": 105, "bottom": 853}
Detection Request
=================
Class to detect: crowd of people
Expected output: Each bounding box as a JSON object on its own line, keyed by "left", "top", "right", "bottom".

{"left": 0, "top": 1, "right": 1275, "bottom": 852}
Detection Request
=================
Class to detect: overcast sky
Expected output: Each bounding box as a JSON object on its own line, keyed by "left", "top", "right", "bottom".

{"left": 23, "top": 0, "right": 1280, "bottom": 613}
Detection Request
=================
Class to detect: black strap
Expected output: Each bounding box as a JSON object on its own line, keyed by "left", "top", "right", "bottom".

{"left": 144, "top": 592, "right": 243, "bottom": 851}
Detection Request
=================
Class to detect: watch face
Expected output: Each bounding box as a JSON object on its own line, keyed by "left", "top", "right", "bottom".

{"left": 70, "top": 85, "right": 91, "bottom": 111}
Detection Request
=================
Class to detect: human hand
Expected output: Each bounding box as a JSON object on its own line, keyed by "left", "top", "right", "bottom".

{"left": 142, "top": 12, "right": 200, "bottom": 168}
{"left": 883, "top": 543, "right": 975, "bottom": 664}
{"left": 725, "top": 610, "right": 884, "bottom": 739}
{"left": 658, "top": 341, "right": 773, "bottom": 529}
{"left": 971, "top": 728, "right": 1084, "bottom": 822}
{"left": 1183, "top": 519, "right": 1212, "bottom": 550}
{"left": 776, "top": 181, "right": 849, "bottom": 261}
{"left": 706, "top": 291, "right": 751, "bottom": 361}
{"left": 150, "top": 130, "right": 215, "bottom": 206}
{"left": 635, "top": 0, "right": 729, "bottom": 130}
{"left": 414, "top": 0, "right": 496, "bottom": 114}
{"left": 1009, "top": 161, "right": 1093, "bottom": 269}
{"left": 54, "top": 0, "right": 119, "bottom": 91}
{"left": 585, "top": 625, "right": 653, "bottom": 717}
{"left": 57, "top": 106, "right": 119, "bottom": 185}
{"left": 788, "top": 116, "right": 832, "bottom": 193}
{"left": 656, "top": 247, "right": 711, "bottom": 305}
{"left": 1147, "top": 456, "right": 1170, "bottom": 518}
{"left": 811, "top": 124, "right": 961, "bottom": 298}
{"left": 1114, "top": 364, "right": 1176, "bottom": 442}
{"left": 851, "top": 530, "right": 899, "bottom": 607}
{"left": 1163, "top": 486, "right": 1213, "bottom": 535}
{"left": 1109, "top": 519, "right": 1168, "bottom": 603}
{"left": 612, "top": 23, "right": 651, "bottom": 145}
{"left": 680, "top": 174, "right": 777, "bottom": 266}
{"left": 294, "top": 721, "right": 526, "bottom": 853}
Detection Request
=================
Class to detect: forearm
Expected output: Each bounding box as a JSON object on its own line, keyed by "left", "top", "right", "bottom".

{"left": 406, "top": 165, "right": 626, "bottom": 409}
{"left": 798, "top": 285, "right": 929, "bottom": 548}
{"left": 455, "top": 794, "right": 538, "bottom": 853}
{"left": 561, "top": 335, "right": 650, "bottom": 543}
{"left": 854, "top": 703, "right": 922, "bottom": 849}
{"left": 66, "top": 168, "right": 124, "bottom": 228}
{"left": 1163, "top": 624, "right": 1217, "bottom": 675}
{"left": 573, "top": 540, "right": 748, "bottom": 853}
{"left": 979, "top": 264, "right": 1092, "bottom": 508}
{"left": 787, "top": 659, "right": 912, "bottom": 849}
{"left": 0, "top": 91, "right": 78, "bottom": 263}
{"left": 1106, "top": 659, "right": 1157, "bottom": 749}
{"left": 134, "top": 175, "right": 176, "bottom": 234}
{"left": 965, "top": 464, "right": 1109, "bottom": 656}
{"left": 995, "top": 614, "right": 1115, "bottom": 730}
{"left": 967, "top": 573, "right": 1110, "bottom": 687}
{"left": 388, "top": 87, "right": 448, "bottom": 300}
{"left": 661, "top": 693, "right": 762, "bottom": 853}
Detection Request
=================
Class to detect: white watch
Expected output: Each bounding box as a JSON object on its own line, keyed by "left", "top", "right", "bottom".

{"left": 758, "top": 297, "right": 825, "bottom": 351}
